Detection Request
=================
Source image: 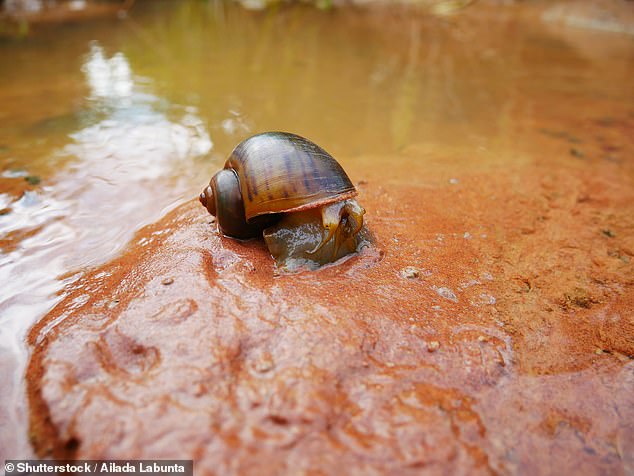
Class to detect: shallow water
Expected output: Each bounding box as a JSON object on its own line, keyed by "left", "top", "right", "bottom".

{"left": 1, "top": 0, "right": 633, "bottom": 460}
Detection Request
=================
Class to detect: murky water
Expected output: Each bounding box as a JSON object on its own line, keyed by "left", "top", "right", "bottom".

{"left": 1, "top": 0, "right": 633, "bottom": 460}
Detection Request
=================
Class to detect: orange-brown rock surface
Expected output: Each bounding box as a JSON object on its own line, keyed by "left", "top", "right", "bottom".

{"left": 28, "top": 154, "right": 634, "bottom": 474}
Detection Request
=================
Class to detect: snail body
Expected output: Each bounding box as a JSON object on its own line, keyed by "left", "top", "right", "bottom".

{"left": 200, "top": 132, "right": 366, "bottom": 270}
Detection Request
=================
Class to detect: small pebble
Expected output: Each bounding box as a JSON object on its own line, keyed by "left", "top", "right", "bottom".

{"left": 400, "top": 266, "right": 420, "bottom": 279}
{"left": 427, "top": 341, "right": 440, "bottom": 352}
{"left": 435, "top": 286, "right": 458, "bottom": 303}
{"left": 161, "top": 277, "right": 174, "bottom": 285}
{"left": 254, "top": 352, "right": 275, "bottom": 373}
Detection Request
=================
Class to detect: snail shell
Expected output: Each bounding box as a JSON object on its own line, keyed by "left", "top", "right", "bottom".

{"left": 200, "top": 131, "right": 366, "bottom": 269}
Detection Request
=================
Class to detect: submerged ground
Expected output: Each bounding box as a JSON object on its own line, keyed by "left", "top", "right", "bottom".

{"left": 0, "top": 0, "right": 633, "bottom": 473}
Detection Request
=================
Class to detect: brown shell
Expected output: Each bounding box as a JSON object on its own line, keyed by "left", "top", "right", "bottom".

{"left": 225, "top": 132, "right": 357, "bottom": 221}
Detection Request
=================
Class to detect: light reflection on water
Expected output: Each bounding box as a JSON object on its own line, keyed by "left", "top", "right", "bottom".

{"left": 84, "top": 43, "right": 134, "bottom": 100}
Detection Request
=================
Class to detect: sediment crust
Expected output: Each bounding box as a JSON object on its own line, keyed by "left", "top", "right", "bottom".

{"left": 27, "top": 158, "right": 633, "bottom": 474}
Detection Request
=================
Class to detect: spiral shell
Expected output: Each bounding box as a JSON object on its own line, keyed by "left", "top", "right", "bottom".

{"left": 200, "top": 131, "right": 366, "bottom": 271}
{"left": 225, "top": 131, "right": 357, "bottom": 220}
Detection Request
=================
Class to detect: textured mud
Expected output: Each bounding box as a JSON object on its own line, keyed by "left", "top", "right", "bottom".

{"left": 27, "top": 151, "right": 634, "bottom": 474}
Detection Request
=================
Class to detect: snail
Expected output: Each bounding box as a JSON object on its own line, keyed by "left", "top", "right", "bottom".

{"left": 199, "top": 132, "right": 366, "bottom": 270}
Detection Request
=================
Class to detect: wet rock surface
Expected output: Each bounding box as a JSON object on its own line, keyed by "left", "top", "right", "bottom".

{"left": 27, "top": 156, "right": 634, "bottom": 474}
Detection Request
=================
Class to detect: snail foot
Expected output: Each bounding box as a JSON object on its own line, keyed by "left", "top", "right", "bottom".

{"left": 263, "top": 204, "right": 364, "bottom": 273}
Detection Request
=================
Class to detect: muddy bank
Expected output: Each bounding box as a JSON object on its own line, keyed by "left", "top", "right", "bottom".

{"left": 27, "top": 153, "right": 633, "bottom": 473}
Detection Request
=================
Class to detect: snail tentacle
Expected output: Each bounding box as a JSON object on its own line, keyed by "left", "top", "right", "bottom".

{"left": 344, "top": 200, "right": 365, "bottom": 236}
{"left": 308, "top": 201, "right": 346, "bottom": 255}
{"left": 307, "top": 199, "right": 365, "bottom": 256}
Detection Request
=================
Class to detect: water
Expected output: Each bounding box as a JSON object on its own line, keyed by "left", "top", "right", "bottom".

{"left": 1, "top": 0, "right": 633, "bottom": 460}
